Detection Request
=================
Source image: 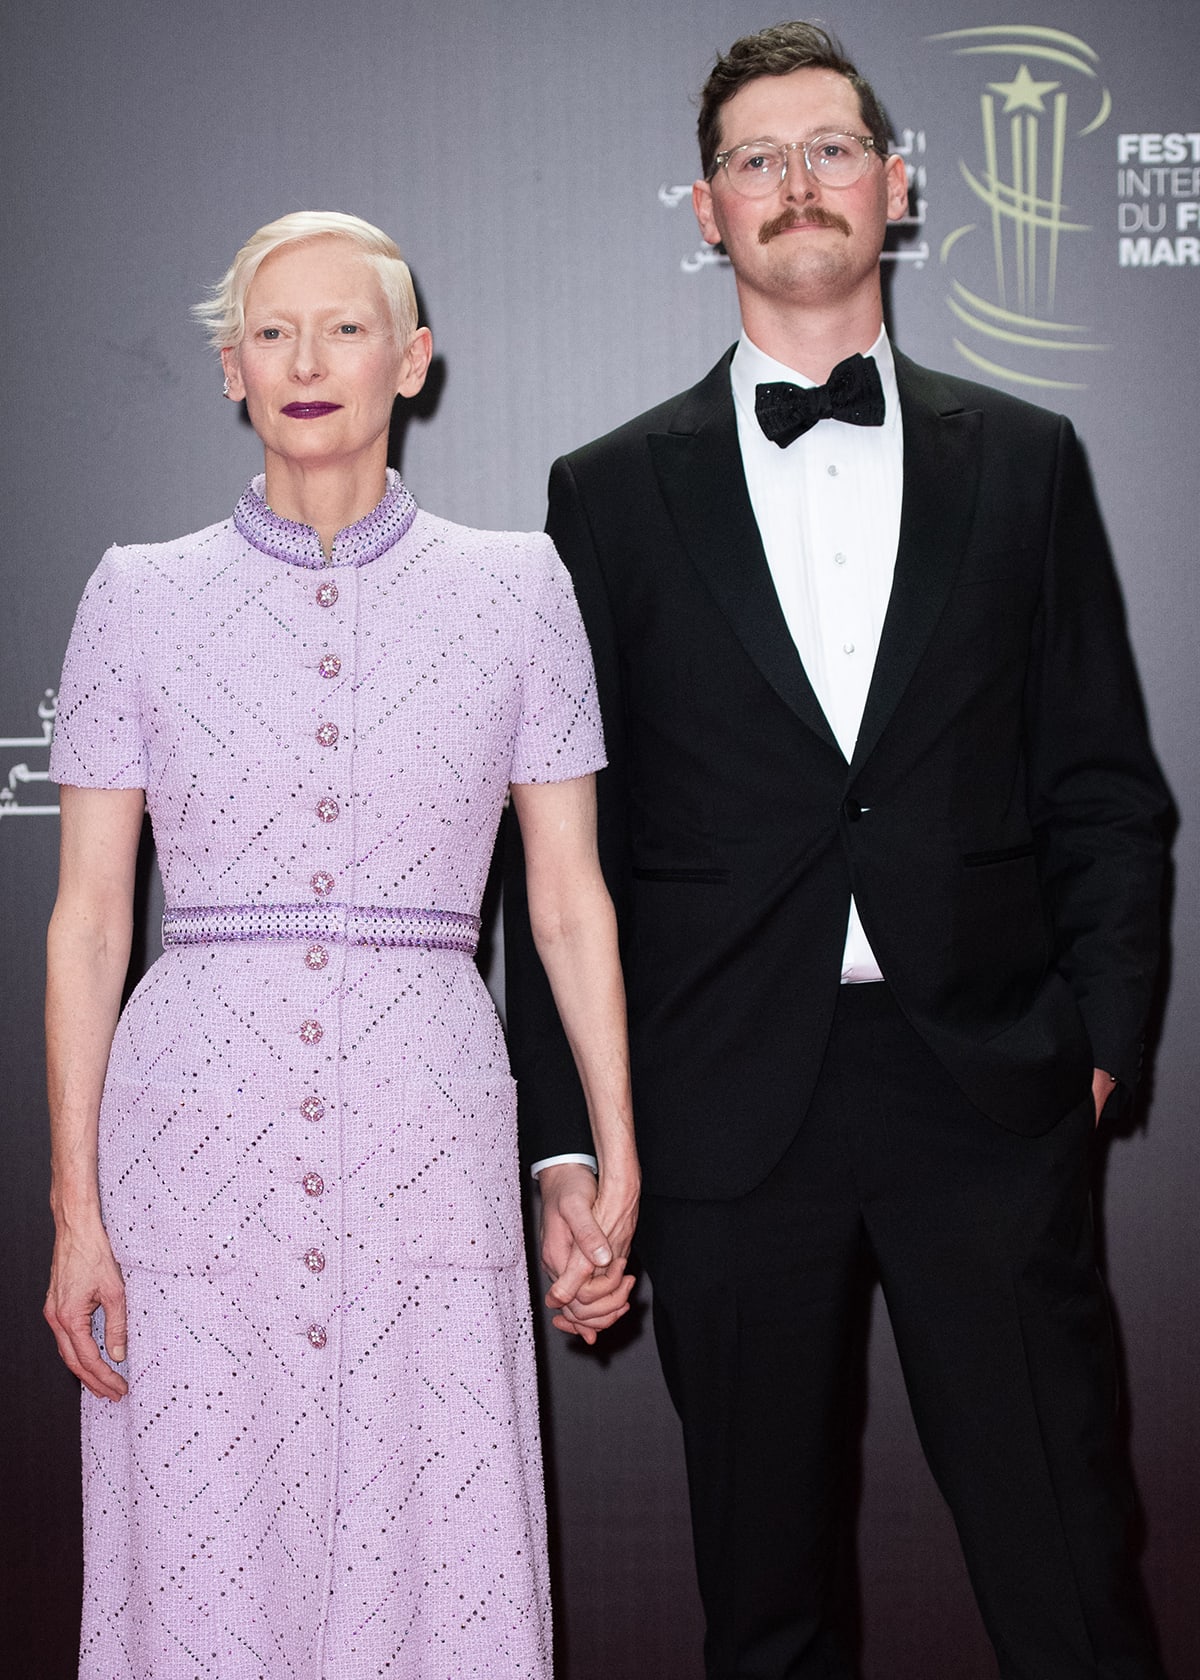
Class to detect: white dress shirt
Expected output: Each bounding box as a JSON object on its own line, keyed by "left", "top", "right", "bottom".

{"left": 531, "top": 328, "right": 904, "bottom": 1176}
{"left": 731, "top": 326, "right": 903, "bottom": 983}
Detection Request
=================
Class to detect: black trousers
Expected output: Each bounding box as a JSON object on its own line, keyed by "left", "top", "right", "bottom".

{"left": 637, "top": 985, "right": 1164, "bottom": 1680}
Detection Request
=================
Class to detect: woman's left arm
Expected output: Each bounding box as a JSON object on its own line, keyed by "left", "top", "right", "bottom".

{"left": 509, "top": 774, "right": 639, "bottom": 1342}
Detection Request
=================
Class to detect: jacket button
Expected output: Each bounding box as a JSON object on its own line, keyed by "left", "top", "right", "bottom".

{"left": 844, "top": 797, "right": 863, "bottom": 822}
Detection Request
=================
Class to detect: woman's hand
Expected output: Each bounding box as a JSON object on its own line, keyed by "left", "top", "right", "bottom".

{"left": 539, "top": 1160, "right": 641, "bottom": 1345}
{"left": 511, "top": 774, "right": 640, "bottom": 1345}
{"left": 44, "top": 1213, "right": 129, "bottom": 1401}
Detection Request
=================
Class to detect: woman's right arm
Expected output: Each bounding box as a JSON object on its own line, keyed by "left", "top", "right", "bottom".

{"left": 44, "top": 784, "right": 146, "bottom": 1401}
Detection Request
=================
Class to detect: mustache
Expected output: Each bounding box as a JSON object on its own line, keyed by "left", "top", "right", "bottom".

{"left": 758, "top": 207, "right": 852, "bottom": 244}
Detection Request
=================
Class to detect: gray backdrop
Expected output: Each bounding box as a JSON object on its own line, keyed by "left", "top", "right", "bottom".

{"left": 3, "top": 2, "right": 1196, "bottom": 1675}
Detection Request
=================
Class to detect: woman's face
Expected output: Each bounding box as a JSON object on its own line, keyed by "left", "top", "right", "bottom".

{"left": 222, "top": 236, "right": 429, "bottom": 477}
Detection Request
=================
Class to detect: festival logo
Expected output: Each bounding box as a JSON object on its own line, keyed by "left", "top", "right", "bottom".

{"left": 0, "top": 689, "right": 59, "bottom": 819}
{"left": 931, "top": 24, "right": 1110, "bottom": 390}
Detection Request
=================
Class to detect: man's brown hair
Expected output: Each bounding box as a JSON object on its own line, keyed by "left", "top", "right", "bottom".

{"left": 697, "top": 20, "right": 891, "bottom": 177}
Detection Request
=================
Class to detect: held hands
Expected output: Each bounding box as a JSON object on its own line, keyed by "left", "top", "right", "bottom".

{"left": 537, "top": 1161, "right": 640, "bottom": 1345}
{"left": 44, "top": 1215, "right": 129, "bottom": 1402}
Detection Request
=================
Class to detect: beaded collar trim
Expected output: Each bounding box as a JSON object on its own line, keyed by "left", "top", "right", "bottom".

{"left": 233, "top": 468, "right": 418, "bottom": 568}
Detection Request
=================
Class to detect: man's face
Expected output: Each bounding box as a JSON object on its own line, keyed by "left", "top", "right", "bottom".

{"left": 692, "top": 68, "right": 909, "bottom": 315}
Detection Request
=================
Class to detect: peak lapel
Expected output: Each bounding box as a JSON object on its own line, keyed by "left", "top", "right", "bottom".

{"left": 849, "top": 355, "right": 982, "bottom": 778}
{"left": 648, "top": 355, "right": 841, "bottom": 755}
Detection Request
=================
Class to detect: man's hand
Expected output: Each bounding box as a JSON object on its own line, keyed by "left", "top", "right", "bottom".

{"left": 1092, "top": 1066, "right": 1118, "bottom": 1126}
{"left": 537, "top": 1161, "right": 639, "bottom": 1345}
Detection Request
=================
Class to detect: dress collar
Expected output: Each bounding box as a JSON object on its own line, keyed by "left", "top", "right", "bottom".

{"left": 233, "top": 468, "right": 418, "bottom": 568}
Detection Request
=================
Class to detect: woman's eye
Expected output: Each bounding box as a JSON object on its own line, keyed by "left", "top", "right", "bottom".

{"left": 338, "top": 324, "right": 360, "bottom": 335}
{"left": 260, "top": 327, "right": 281, "bottom": 340}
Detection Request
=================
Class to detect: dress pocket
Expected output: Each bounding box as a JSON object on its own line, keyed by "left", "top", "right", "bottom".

{"left": 344, "top": 1072, "right": 525, "bottom": 1270}
{"left": 98, "top": 1077, "right": 255, "bottom": 1276}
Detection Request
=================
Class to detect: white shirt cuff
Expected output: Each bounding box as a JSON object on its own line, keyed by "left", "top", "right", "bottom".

{"left": 530, "top": 1152, "right": 599, "bottom": 1180}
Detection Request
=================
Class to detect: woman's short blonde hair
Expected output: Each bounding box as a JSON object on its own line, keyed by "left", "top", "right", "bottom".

{"left": 193, "top": 211, "right": 418, "bottom": 350}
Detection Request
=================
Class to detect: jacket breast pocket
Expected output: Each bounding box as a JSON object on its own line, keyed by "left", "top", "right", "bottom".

{"left": 962, "top": 842, "right": 1036, "bottom": 868}
{"left": 951, "top": 544, "right": 1034, "bottom": 589}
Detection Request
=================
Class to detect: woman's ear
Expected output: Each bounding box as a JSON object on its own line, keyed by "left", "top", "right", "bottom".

{"left": 220, "top": 346, "right": 245, "bottom": 401}
{"left": 397, "top": 327, "right": 434, "bottom": 398}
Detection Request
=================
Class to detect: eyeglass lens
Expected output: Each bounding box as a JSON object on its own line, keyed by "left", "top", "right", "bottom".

{"left": 722, "top": 134, "right": 869, "bottom": 195}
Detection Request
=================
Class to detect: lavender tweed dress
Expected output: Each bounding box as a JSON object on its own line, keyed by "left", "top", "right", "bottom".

{"left": 50, "top": 472, "right": 605, "bottom": 1679}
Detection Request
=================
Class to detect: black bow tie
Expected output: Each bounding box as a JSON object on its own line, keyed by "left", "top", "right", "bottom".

{"left": 755, "top": 353, "right": 886, "bottom": 447}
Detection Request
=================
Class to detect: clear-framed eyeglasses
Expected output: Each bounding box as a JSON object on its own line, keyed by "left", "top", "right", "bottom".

{"left": 709, "top": 133, "right": 882, "bottom": 197}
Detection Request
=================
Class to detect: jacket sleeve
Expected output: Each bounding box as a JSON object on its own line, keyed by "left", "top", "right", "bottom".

{"left": 1026, "top": 418, "right": 1171, "bottom": 1094}
{"left": 504, "top": 454, "right": 632, "bottom": 1169}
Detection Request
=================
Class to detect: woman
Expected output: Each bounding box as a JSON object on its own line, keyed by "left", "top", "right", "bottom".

{"left": 44, "top": 210, "right": 638, "bottom": 1679}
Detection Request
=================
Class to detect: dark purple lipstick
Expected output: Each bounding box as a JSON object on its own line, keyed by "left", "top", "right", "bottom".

{"left": 281, "top": 402, "right": 343, "bottom": 418}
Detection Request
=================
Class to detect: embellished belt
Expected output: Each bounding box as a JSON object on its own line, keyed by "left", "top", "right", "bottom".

{"left": 161, "top": 903, "right": 480, "bottom": 955}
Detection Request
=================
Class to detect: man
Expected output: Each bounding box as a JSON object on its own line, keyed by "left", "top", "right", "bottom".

{"left": 505, "top": 21, "right": 1169, "bottom": 1679}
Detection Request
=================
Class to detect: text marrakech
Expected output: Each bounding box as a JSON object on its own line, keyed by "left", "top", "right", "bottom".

{"left": 1119, "top": 235, "right": 1200, "bottom": 266}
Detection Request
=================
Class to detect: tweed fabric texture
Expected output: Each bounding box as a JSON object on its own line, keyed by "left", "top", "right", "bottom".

{"left": 51, "top": 474, "right": 605, "bottom": 1678}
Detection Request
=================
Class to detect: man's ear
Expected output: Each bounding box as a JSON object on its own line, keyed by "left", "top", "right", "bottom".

{"left": 884, "top": 151, "right": 910, "bottom": 224}
{"left": 693, "top": 178, "right": 723, "bottom": 247}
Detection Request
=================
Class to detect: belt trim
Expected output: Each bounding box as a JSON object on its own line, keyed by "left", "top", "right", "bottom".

{"left": 161, "top": 903, "right": 480, "bottom": 955}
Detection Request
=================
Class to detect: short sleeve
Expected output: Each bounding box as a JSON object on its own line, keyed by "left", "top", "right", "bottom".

{"left": 49, "top": 547, "right": 149, "bottom": 788}
{"left": 510, "top": 535, "right": 607, "bottom": 784}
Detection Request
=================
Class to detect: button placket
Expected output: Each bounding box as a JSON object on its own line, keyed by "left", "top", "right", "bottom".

{"left": 310, "top": 565, "right": 346, "bottom": 908}
{"left": 302, "top": 561, "right": 343, "bottom": 1359}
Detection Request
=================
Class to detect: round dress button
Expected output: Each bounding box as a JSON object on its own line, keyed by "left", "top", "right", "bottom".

{"left": 304, "top": 945, "right": 329, "bottom": 971}
{"left": 303, "top": 1248, "right": 326, "bottom": 1274}
{"left": 318, "top": 654, "right": 342, "bottom": 679}
{"left": 315, "top": 721, "right": 339, "bottom": 748}
{"left": 316, "top": 797, "right": 340, "bottom": 823}
{"left": 315, "top": 581, "right": 339, "bottom": 608}
{"left": 302, "top": 1171, "right": 325, "bottom": 1197}
{"left": 300, "top": 1095, "right": 325, "bottom": 1122}
{"left": 306, "top": 1324, "right": 328, "bottom": 1349}
{"left": 311, "top": 870, "right": 335, "bottom": 897}
{"left": 299, "top": 1019, "right": 324, "bottom": 1045}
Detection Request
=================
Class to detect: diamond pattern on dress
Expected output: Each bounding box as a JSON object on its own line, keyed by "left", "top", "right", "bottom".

{"left": 51, "top": 480, "right": 605, "bottom": 1678}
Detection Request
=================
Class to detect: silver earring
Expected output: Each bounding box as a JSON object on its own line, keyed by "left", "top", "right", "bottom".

{"left": 222, "top": 377, "right": 230, "bottom": 397}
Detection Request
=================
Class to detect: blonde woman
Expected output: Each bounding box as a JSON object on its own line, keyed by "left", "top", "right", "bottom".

{"left": 45, "top": 211, "right": 638, "bottom": 1678}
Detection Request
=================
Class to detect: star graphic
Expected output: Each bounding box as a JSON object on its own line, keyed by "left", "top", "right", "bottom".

{"left": 988, "top": 63, "right": 1061, "bottom": 114}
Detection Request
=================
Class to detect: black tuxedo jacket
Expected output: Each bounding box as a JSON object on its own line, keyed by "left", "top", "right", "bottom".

{"left": 504, "top": 349, "right": 1169, "bottom": 1200}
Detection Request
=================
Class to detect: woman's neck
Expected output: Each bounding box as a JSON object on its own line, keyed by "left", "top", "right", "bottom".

{"left": 260, "top": 450, "right": 389, "bottom": 557}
